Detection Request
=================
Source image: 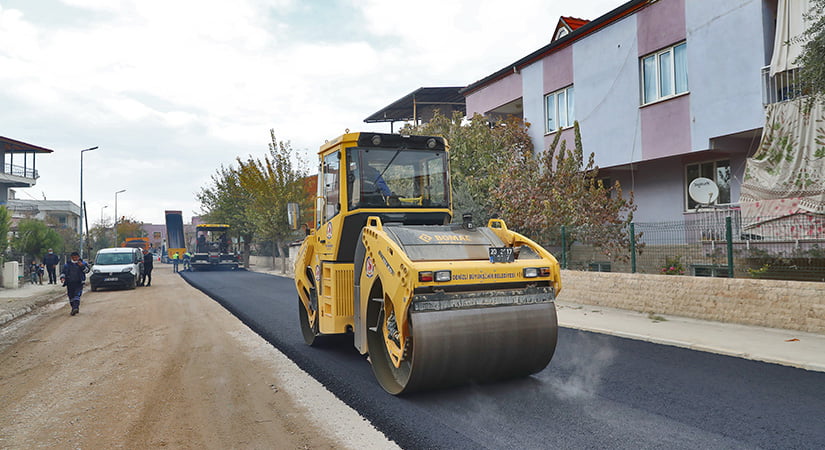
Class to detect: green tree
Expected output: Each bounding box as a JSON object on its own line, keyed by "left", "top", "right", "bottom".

{"left": 13, "top": 219, "right": 63, "bottom": 261}
{"left": 235, "top": 129, "right": 307, "bottom": 272}
{"left": 114, "top": 216, "right": 146, "bottom": 245}
{"left": 0, "top": 206, "right": 9, "bottom": 286}
{"left": 88, "top": 219, "right": 114, "bottom": 256}
{"left": 494, "top": 121, "right": 638, "bottom": 261}
{"left": 0, "top": 206, "right": 10, "bottom": 259}
{"left": 197, "top": 165, "right": 256, "bottom": 267}
{"left": 401, "top": 111, "right": 533, "bottom": 222}
{"left": 796, "top": 1, "right": 825, "bottom": 101}
{"left": 44, "top": 216, "right": 77, "bottom": 255}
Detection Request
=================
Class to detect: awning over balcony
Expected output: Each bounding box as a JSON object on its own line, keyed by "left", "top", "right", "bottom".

{"left": 0, "top": 136, "right": 55, "bottom": 154}
{"left": 770, "top": 0, "right": 810, "bottom": 76}
{"left": 364, "top": 87, "right": 466, "bottom": 126}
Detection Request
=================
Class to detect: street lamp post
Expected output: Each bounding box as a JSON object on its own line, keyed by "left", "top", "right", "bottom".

{"left": 79, "top": 146, "right": 99, "bottom": 259}
{"left": 99, "top": 205, "right": 108, "bottom": 249}
{"left": 114, "top": 189, "right": 126, "bottom": 244}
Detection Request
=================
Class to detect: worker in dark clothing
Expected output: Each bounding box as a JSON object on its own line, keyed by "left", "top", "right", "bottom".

{"left": 197, "top": 233, "right": 206, "bottom": 252}
{"left": 60, "top": 251, "right": 90, "bottom": 316}
{"left": 43, "top": 249, "right": 59, "bottom": 284}
{"left": 142, "top": 249, "right": 154, "bottom": 286}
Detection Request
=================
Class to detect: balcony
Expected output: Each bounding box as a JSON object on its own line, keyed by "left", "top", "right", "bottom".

{"left": 762, "top": 66, "right": 803, "bottom": 105}
{"left": 4, "top": 163, "right": 39, "bottom": 179}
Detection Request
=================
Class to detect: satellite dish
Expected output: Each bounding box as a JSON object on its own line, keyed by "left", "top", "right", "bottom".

{"left": 688, "top": 177, "right": 719, "bottom": 204}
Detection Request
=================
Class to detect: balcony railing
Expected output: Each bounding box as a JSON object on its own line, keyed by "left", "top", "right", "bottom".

{"left": 762, "top": 66, "right": 803, "bottom": 105}
{"left": 3, "top": 163, "right": 39, "bottom": 179}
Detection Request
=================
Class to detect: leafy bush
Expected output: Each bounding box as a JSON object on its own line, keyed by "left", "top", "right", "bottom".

{"left": 660, "top": 256, "right": 685, "bottom": 275}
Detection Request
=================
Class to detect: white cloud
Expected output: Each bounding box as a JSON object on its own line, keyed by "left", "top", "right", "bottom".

{"left": 1, "top": 0, "right": 624, "bottom": 224}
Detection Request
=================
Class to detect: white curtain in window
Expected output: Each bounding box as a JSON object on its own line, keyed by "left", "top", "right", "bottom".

{"left": 545, "top": 95, "right": 556, "bottom": 131}
{"left": 770, "top": 0, "right": 810, "bottom": 76}
{"left": 642, "top": 56, "right": 656, "bottom": 103}
{"left": 557, "top": 91, "right": 567, "bottom": 128}
{"left": 674, "top": 44, "right": 688, "bottom": 93}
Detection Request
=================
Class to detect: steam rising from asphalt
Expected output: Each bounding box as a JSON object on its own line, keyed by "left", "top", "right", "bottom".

{"left": 538, "top": 333, "right": 617, "bottom": 400}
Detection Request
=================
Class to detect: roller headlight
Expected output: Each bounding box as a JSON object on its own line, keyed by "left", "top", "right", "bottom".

{"left": 523, "top": 267, "right": 551, "bottom": 278}
{"left": 419, "top": 270, "right": 452, "bottom": 282}
{"left": 122, "top": 267, "right": 133, "bottom": 273}
{"left": 434, "top": 270, "right": 452, "bottom": 282}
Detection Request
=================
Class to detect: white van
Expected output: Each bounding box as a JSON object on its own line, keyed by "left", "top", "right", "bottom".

{"left": 90, "top": 247, "right": 144, "bottom": 291}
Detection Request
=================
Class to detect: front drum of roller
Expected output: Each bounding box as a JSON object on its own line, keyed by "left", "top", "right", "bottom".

{"left": 368, "top": 302, "right": 558, "bottom": 395}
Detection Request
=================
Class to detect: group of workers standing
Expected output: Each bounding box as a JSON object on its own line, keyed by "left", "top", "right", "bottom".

{"left": 170, "top": 251, "right": 193, "bottom": 273}
{"left": 27, "top": 249, "right": 60, "bottom": 285}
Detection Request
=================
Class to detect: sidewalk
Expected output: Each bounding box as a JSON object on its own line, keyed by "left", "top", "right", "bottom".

{"left": 556, "top": 301, "right": 825, "bottom": 372}
{"left": 0, "top": 281, "right": 65, "bottom": 325}
{"left": 5, "top": 265, "right": 825, "bottom": 373}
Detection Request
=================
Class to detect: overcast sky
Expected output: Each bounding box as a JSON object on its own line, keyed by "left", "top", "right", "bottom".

{"left": 1, "top": 0, "right": 623, "bottom": 225}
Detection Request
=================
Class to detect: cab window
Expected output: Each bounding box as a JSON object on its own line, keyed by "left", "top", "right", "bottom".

{"left": 347, "top": 148, "right": 449, "bottom": 209}
{"left": 322, "top": 151, "right": 340, "bottom": 222}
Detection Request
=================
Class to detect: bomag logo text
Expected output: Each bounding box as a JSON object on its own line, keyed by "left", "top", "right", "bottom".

{"left": 418, "top": 233, "right": 471, "bottom": 243}
{"left": 452, "top": 272, "right": 517, "bottom": 281}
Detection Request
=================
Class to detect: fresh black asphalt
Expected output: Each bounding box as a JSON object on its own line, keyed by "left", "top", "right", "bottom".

{"left": 182, "top": 269, "right": 825, "bottom": 449}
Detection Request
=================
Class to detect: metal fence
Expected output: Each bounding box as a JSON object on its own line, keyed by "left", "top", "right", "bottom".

{"left": 556, "top": 211, "right": 825, "bottom": 282}
{"left": 762, "top": 66, "right": 803, "bottom": 105}
{"left": 3, "top": 163, "right": 39, "bottom": 179}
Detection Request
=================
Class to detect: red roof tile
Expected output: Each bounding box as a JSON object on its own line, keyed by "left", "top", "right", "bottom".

{"left": 561, "top": 16, "right": 590, "bottom": 31}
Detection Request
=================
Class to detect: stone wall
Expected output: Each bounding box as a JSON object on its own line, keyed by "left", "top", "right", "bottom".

{"left": 556, "top": 270, "right": 825, "bottom": 334}
{"left": 249, "top": 252, "right": 825, "bottom": 334}
{"left": 247, "top": 254, "right": 295, "bottom": 277}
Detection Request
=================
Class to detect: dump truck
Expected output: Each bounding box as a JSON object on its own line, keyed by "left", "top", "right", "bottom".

{"left": 121, "top": 237, "right": 150, "bottom": 251}
{"left": 293, "top": 132, "right": 561, "bottom": 394}
{"left": 191, "top": 223, "right": 239, "bottom": 270}
{"left": 164, "top": 210, "right": 186, "bottom": 262}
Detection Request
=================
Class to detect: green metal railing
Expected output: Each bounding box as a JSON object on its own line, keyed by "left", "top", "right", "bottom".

{"left": 552, "top": 212, "right": 825, "bottom": 282}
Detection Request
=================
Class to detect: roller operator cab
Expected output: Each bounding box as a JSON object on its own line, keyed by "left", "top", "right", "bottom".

{"left": 294, "top": 132, "right": 562, "bottom": 394}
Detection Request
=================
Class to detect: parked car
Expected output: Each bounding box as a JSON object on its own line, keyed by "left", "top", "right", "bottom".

{"left": 89, "top": 247, "right": 144, "bottom": 291}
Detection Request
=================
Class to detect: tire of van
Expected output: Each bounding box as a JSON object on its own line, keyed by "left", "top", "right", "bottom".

{"left": 130, "top": 276, "right": 137, "bottom": 290}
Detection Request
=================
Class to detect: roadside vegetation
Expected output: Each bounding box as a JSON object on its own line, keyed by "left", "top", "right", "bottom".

{"left": 402, "top": 112, "right": 638, "bottom": 260}
{"left": 796, "top": 0, "right": 825, "bottom": 103}
{"left": 197, "top": 116, "right": 638, "bottom": 263}
{"left": 198, "top": 129, "right": 307, "bottom": 270}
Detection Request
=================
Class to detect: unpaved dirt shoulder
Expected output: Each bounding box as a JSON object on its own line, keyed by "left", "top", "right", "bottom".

{"left": 0, "top": 266, "right": 396, "bottom": 449}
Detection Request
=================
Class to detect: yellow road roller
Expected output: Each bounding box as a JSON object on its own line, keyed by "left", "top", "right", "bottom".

{"left": 294, "top": 132, "right": 561, "bottom": 394}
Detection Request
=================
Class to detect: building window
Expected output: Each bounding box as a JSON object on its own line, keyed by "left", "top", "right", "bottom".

{"left": 685, "top": 160, "right": 731, "bottom": 210}
{"left": 641, "top": 42, "right": 688, "bottom": 104}
{"left": 555, "top": 27, "right": 569, "bottom": 40}
{"left": 588, "top": 262, "right": 611, "bottom": 272}
{"left": 692, "top": 264, "right": 729, "bottom": 278}
{"left": 545, "top": 85, "right": 575, "bottom": 132}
